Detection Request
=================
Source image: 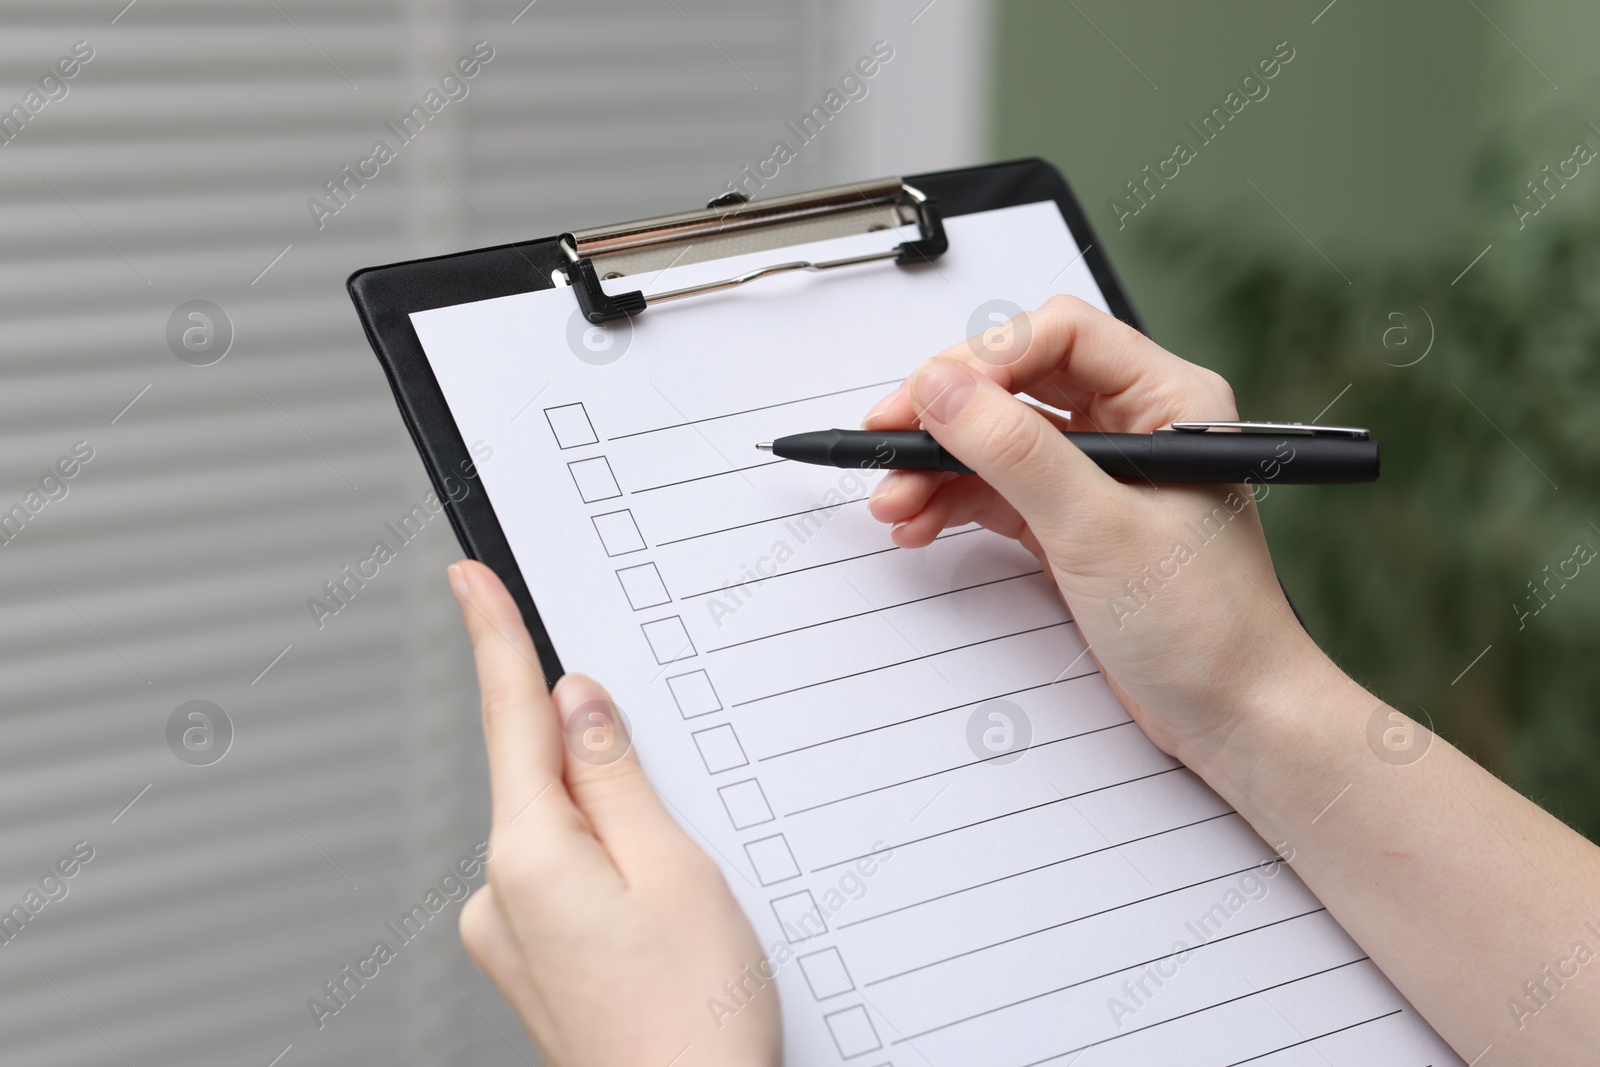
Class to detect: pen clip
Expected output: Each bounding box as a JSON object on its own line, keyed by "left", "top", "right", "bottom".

{"left": 1169, "top": 420, "right": 1370, "bottom": 440}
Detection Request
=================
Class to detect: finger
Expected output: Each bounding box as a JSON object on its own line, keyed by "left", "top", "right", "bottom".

{"left": 552, "top": 673, "right": 693, "bottom": 880}
{"left": 905, "top": 357, "right": 1114, "bottom": 542}
{"left": 864, "top": 296, "right": 1233, "bottom": 433}
{"left": 981, "top": 295, "right": 1208, "bottom": 398}
{"left": 868, "top": 411, "right": 1068, "bottom": 525}
{"left": 1007, "top": 298, "right": 1236, "bottom": 431}
{"left": 965, "top": 295, "right": 1228, "bottom": 427}
{"left": 448, "top": 561, "right": 589, "bottom": 841}
{"left": 860, "top": 383, "right": 907, "bottom": 428}
{"left": 868, "top": 469, "right": 953, "bottom": 524}
{"left": 890, "top": 476, "right": 1029, "bottom": 548}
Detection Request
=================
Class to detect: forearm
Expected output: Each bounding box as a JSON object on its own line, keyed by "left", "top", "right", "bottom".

{"left": 1184, "top": 652, "right": 1600, "bottom": 1065}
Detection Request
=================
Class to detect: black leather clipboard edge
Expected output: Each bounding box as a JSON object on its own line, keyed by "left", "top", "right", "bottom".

{"left": 346, "top": 157, "right": 1144, "bottom": 685}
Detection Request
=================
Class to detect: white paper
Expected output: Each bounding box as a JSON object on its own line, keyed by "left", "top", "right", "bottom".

{"left": 411, "top": 201, "right": 1461, "bottom": 1066}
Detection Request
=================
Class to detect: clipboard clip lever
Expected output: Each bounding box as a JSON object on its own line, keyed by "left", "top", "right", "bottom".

{"left": 559, "top": 178, "right": 949, "bottom": 324}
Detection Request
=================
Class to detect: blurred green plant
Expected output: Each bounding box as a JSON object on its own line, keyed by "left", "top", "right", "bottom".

{"left": 1145, "top": 161, "right": 1600, "bottom": 842}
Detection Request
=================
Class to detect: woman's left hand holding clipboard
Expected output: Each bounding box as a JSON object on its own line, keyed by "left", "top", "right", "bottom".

{"left": 446, "top": 559, "right": 782, "bottom": 1067}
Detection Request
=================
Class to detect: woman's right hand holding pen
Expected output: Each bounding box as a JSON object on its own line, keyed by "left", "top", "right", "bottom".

{"left": 863, "top": 295, "right": 1600, "bottom": 1065}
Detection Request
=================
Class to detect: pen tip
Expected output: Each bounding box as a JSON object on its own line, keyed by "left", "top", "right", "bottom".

{"left": 755, "top": 441, "right": 773, "bottom": 452}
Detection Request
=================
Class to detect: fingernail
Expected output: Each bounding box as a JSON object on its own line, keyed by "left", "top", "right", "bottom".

{"left": 553, "top": 672, "right": 609, "bottom": 715}
{"left": 861, "top": 384, "right": 906, "bottom": 428}
{"left": 447, "top": 562, "right": 471, "bottom": 605}
{"left": 870, "top": 470, "right": 904, "bottom": 503}
{"left": 910, "top": 358, "right": 976, "bottom": 424}
{"left": 555, "top": 674, "right": 633, "bottom": 766}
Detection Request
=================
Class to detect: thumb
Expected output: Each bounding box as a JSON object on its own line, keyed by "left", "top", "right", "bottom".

{"left": 908, "top": 356, "right": 1112, "bottom": 539}
{"left": 551, "top": 673, "right": 688, "bottom": 876}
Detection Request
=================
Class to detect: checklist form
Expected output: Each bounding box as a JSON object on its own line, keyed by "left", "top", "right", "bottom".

{"left": 410, "top": 202, "right": 1462, "bottom": 1067}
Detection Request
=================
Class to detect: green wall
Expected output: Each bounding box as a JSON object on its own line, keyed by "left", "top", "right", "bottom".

{"left": 997, "top": 0, "right": 1496, "bottom": 349}
{"left": 995, "top": 0, "right": 1600, "bottom": 837}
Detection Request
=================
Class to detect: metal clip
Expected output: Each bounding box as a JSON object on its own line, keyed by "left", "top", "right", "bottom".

{"left": 1169, "top": 421, "right": 1370, "bottom": 439}
{"left": 559, "top": 178, "right": 948, "bottom": 324}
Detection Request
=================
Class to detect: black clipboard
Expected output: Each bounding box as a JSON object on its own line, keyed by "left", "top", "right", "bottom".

{"left": 346, "top": 158, "right": 1145, "bottom": 684}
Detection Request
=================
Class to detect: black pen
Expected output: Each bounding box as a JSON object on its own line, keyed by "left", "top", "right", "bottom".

{"left": 756, "top": 422, "right": 1379, "bottom": 484}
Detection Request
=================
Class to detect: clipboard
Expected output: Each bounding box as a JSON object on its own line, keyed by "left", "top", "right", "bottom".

{"left": 347, "top": 158, "right": 1142, "bottom": 683}
{"left": 345, "top": 159, "right": 1459, "bottom": 1065}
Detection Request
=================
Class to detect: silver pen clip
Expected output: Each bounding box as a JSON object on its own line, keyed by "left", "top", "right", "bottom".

{"left": 1169, "top": 420, "right": 1370, "bottom": 440}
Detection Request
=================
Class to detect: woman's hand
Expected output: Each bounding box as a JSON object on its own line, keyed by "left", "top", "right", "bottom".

{"left": 447, "top": 560, "right": 781, "bottom": 1067}
{"left": 862, "top": 295, "right": 1341, "bottom": 769}
{"left": 866, "top": 297, "right": 1600, "bottom": 1064}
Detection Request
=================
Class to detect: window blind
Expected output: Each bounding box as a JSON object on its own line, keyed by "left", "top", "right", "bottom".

{"left": 0, "top": 1, "right": 987, "bottom": 1063}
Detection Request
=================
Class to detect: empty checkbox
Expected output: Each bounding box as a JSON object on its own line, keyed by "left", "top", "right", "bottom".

{"left": 692, "top": 723, "right": 748, "bottom": 774}
{"left": 568, "top": 456, "right": 622, "bottom": 503}
{"left": 641, "top": 616, "right": 695, "bottom": 664}
{"left": 615, "top": 563, "right": 671, "bottom": 610}
{"left": 824, "top": 1005, "right": 882, "bottom": 1059}
{"left": 744, "top": 834, "right": 800, "bottom": 886}
{"left": 798, "top": 948, "right": 855, "bottom": 1000}
{"left": 770, "top": 890, "right": 827, "bottom": 942}
{"left": 717, "top": 778, "right": 774, "bottom": 829}
{"left": 667, "top": 670, "right": 722, "bottom": 719}
{"left": 544, "top": 403, "right": 598, "bottom": 449}
{"left": 591, "top": 510, "right": 646, "bottom": 556}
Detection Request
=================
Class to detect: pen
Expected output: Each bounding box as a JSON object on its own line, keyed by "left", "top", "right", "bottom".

{"left": 755, "top": 422, "right": 1379, "bottom": 484}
